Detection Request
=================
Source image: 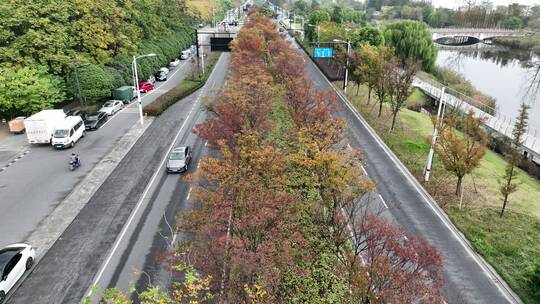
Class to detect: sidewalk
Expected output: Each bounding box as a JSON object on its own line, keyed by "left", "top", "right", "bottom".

{"left": 0, "top": 123, "right": 30, "bottom": 173}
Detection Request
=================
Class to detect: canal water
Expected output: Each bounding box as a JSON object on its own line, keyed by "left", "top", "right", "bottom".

{"left": 435, "top": 46, "right": 540, "bottom": 132}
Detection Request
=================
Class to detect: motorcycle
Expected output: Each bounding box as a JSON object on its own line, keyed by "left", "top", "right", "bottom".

{"left": 69, "top": 158, "right": 81, "bottom": 171}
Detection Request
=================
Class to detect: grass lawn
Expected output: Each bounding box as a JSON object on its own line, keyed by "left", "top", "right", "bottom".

{"left": 341, "top": 83, "right": 540, "bottom": 303}
{"left": 268, "top": 94, "right": 294, "bottom": 150}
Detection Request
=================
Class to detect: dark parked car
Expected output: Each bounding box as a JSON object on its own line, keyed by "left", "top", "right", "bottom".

{"left": 84, "top": 112, "right": 108, "bottom": 130}
{"left": 65, "top": 109, "right": 88, "bottom": 121}
{"left": 166, "top": 146, "right": 192, "bottom": 173}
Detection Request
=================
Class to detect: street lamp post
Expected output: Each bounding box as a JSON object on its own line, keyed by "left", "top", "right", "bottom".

{"left": 132, "top": 53, "right": 156, "bottom": 125}
{"left": 423, "top": 87, "right": 446, "bottom": 181}
{"left": 333, "top": 39, "right": 351, "bottom": 93}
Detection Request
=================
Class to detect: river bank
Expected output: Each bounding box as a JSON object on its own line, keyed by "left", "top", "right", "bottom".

{"left": 492, "top": 34, "right": 540, "bottom": 53}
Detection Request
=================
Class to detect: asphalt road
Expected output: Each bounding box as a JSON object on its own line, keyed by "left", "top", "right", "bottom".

{"left": 0, "top": 55, "right": 195, "bottom": 249}
{"left": 94, "top": 53, "right": 230, "bottom": 301}
{"left": 296, "top": 37, "right": 520, "bottom": 303}
{"left": 6, "top": 52, "right": 229, "bottom": 304}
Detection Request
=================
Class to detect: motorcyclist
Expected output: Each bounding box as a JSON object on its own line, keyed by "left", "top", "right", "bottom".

{"left": 70, "top": 153, "right": 80, "bottom": 166}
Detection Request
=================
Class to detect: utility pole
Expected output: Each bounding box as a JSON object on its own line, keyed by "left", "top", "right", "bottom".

{"left": 423, "top": 87, "right": 446, "bottom": 181}
{"left": 132, "top": 53, "right": 156, "bottom": 125}
{"left": 344, "top": 40, "right": 351, "bottom": 93}
{"left": 73, "top": 65, "right": 83, "bottom": 107}
{"left": 212, "top": 7, "right": 215, "bottom": 28}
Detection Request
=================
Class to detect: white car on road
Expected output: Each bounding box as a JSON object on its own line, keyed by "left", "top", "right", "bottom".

{"left": 0, "top": 244, "right": 35, "bottom": 303}
{"left": 99, "top": 100, "right": 123, "bottom": 116}
{"left": 169, "top": 58, "right": 181, "bottom": 67}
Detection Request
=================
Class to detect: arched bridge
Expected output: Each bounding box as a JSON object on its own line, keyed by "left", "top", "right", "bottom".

{"left": 430, "top": 28, "right": 530, "bottom": 46}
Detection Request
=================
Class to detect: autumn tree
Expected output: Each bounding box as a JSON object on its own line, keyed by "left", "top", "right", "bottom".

{"left": 372, "top": 46, "right": 395, "bottom": 117}
{"left": 500, "top": 103, "right": 530, "bottom": 217}
{"left": 348, "top": 214, "right": 444, "bottom": 303}
{"left": 435, "top": 111, "right": 488, "bottom": 196}
{"left": 387, "top": 58, "right": 419, "bottom": 131}
{"left": 352, "top": 45, "right": 376, "bottom": 104}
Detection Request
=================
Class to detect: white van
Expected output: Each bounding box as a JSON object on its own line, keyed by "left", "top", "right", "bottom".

{"left": 51, "top": 116, "right": 86, "bottom": 149}
{"left": 180, "top": 50, "right": 191, "bottom": 60}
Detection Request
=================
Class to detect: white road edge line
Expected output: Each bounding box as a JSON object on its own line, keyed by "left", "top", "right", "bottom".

{"left": 360, "top": 165, "right": 368, "bottom": 176}
{"left": 85, "top": 54, "right": 223, "bottom": 299}
{"left": 301, "top": 45, "right": 517, "bottom": 303}
{"left": 186, "top": 187, "right": 192, "bottom": 201}
{"left": 377, "top": 194, "right": 388, "bottom": 209}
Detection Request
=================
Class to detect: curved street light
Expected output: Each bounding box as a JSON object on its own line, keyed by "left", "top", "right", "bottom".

{"left": 132, "top": 53, "right": 157, "bottom": 125}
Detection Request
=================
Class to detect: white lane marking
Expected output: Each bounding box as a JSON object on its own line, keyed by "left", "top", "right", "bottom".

{"left": 186, "top": 187, "right": 192, "bottom": 201}
{"left": 340, "top": 207, "right": 366, "bottom": 265}
{"left": 98, "top": 111, "right": 124, "bottom": 129}
{"left": 378, "top": 194, "right": 388, "bottom": 209}
{"left": 303, "top": 47, "right": 517, "bottom": 303}
{"left": 86, "top": 54, "right": 225, "bottom": 298}
{"left": 204, "top": 141, "right": 208, "bottom": 147}
{"left": 361, "top": 165, "right": 368, "bottom": 176}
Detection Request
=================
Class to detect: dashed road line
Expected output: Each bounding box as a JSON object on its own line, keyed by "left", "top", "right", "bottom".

{"left": 186, "top": 187, "right": 192, "bottom": 201}
{"left": 0, "top": 150, "right": 30, "bottom": 173}
{"left": 378, "top": 194, "right": 388, "bottom": 209}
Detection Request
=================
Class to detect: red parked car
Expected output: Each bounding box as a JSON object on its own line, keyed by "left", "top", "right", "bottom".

{"left": 138, "top": 81, "right": 155, "bottom": 93}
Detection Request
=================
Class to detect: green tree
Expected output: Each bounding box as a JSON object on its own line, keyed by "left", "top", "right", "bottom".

{"left": 500, "top": 103, "right": 530, "bottom": 217}
{"left": 66, "top": 64, "right": 116, "bottom": 102}
{"left": 306, "top": 9, "right": 331, "bottom": 41}
{"left": 384, "top": 20, "right": 437, "bottom": 71}
{"left": 0, "top": 66, "right": 65, "bottom": 118}
{"left": 435, "top": 112, "right": 488, "bottom": 196}
{"left": 501, "top": 16, "right": 523, "bottom": 29}
{"left": 353, "top": 26, "right": 384, "bottom": 47}
{"left": 308, "top": 9, "right": 331, "bottom": 24}
{"left": 292, "top": 0, "right": 309, "bottom": 16}
{"left": 331, "top": 6, "right": 345, "bottom": 23}
{"left": 387, "top": 58, "right": 419, "bottom": 131}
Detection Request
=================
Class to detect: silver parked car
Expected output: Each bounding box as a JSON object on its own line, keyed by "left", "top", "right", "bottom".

{"left": 166, "top": 146, "right": 192, "bottom": 173}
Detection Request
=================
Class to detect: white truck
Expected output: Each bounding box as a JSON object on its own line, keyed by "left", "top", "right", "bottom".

{"left": 24, "top": 110, "right": 66, "bottom": 144}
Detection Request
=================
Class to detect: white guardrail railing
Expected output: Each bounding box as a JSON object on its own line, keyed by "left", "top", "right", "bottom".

{"left": 413, "top": 77, "right": 540, "bottom": 161}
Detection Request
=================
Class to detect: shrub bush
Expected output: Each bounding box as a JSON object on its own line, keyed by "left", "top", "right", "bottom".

{"left": 143, "top": 52, "right": 220, "bottom": 116}
{"left": 143, "top": 80, "right": 203, "bottom": 116}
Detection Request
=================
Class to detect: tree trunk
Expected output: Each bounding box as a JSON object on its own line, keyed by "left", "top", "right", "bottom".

{"left": 356, "top": 82, "right": 360, "bottom": 96}
{"left": 390, "top": 111, "right": 398, "bottom": 131}
{"left": 367, "top": 87, "right": 372, "bottom": 105}
{"left": 456, "top": 176, "right": 463, "bottom": 196}
{"left": 378, "top": 99, "right": 383, "bottom": 117}
{"left": 500, "top": 194, "right": 509, "bottom": 217}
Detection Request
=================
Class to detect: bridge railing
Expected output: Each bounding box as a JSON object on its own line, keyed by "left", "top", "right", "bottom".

{"left": 430, "top": 28, "right": 525, "bottom": 34}
{"left": 413, "top": 76, "right": 540, "bottom": 156}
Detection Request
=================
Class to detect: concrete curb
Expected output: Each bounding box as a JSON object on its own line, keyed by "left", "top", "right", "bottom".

{"left": 25, "top": 118, "right": 154, "bottom": 259}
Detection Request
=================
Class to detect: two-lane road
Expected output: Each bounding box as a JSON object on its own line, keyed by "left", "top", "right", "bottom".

{"left": 7, "top": 52, "right": 230, "bottom": 304}
{"left": 296, "top": 37, "right": 520, "bottom": 303}
{"left": 0, "top": 56, "right": 195, "bottom": 249}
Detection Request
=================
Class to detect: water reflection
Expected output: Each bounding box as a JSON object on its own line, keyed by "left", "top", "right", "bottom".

{"left": 435, "top": 45, "right": 540, "bottom": 130}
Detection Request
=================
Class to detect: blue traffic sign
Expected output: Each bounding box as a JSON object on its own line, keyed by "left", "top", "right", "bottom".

{"left": 313, "top": 47, "right": 333, "bottom": 58}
